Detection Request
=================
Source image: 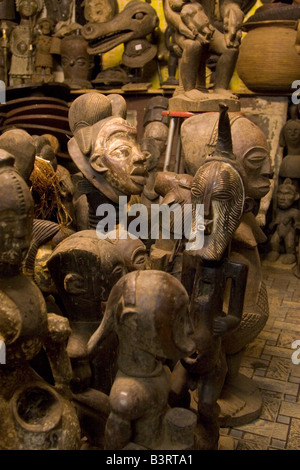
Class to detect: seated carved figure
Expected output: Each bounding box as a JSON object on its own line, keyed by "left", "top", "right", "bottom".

{"left": 0, "top": 150, "right": 80, "bottom": 450}
{"left": 267, "top": 178, "right": 300, "bottom": 265}
{"left": 87, "top": 270, "right": 197, "bottom": 450}
{"left": 163, "top": 0, "right": 245, "bottom": 104}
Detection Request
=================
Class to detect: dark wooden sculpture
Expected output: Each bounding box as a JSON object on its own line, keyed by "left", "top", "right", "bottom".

{"left": 181, "top": 109, "right": 272, "bottom": 425}
{"left": 68, "top": 93, "right": 148, "bottom": 230}
{"left": 82, "top": 0, "right": 118, "bottom": 23}
{"left": 81, "top": 0, "right": 159, "bottom": 83}
{"left": 47, "top": 229, "right": 126, "bottom": 392}
{"left": 47, "top": 230, "right": 127, "bottom": 448}
{"left": 170, "top": 105, "right": 248, "bottom": 449}
{"left": 279, "top": 115, "right": 300, "bottom": 188}
{"left": 44, "top": 0, "right": 74, "bottom": 24}
{"left": 60, "top": 32, "right": 93, "bottom": 90}
{"left": 0, "top": 128, "right": 36, "bottom": 183}
{"left": 0, "top": 150, "right": 80, "bottom": 450}
{"left": 141, "top": 96, "right": 170, "bottom": 211}
{"left": 87, "top": 270, "right": 198, "bottom": 450}
{"left": 32, "top": 18, "right": 60, "bottom": 84}
{"left": 9, "top": 0, "right": 44, "bottom": 86}
{"left": 163, "top": 0, "right": 244, "bottom": 111}
{"left": 267, "top": 178, "right": 300, "bottom": 264}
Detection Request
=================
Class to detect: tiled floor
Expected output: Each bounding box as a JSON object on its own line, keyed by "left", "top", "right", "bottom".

{"left": 220, "top": 261, "right": 300, "bottom": 450}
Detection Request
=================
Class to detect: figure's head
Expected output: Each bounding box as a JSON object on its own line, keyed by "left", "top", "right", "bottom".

{"left": 190, "top": 105, "right": 245, "bottom": 261}
{"left": 38, "top": 17, "right": 54, "bottom": 35}
{"left": 98, "top": 270, "right": 195, "bottom": 361}
{"left": 280, "top": 119, "right": 300, "bottom": 149}
{"left": 47, "top": 230, "right": 126, "bottom": 318}
{"left": 0, "top": 129, "right": 36, "bottom": 182}
{"left": 0, "top": 151, "right": 34, "bottom": 275}
{"left": 33, "top": 135, "right": 58, "bottom": 172}
{"left": 182, "top": 113, "right": 272, "bottom": 200}
{"left": 90, "top": 116, "right": 148, "bottom": 195}
{"left": 106, "top": 229, "right": 151, "bottom": 271}
{"left": 191, "top": 160, "right": 245, "bottom": 261}
{"left": 61, "top": 34, "right": 91, "bottom": 83}
{"left": 83, "top": 0, "right": 118, "bottom": 23}
{"left": 276, "top": 178, "right": 299, "bottom": 209}
{"left": 16, "top": 0, "right": 43, "bottom": 17}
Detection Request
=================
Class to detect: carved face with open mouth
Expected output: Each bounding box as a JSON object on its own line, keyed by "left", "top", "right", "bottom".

{"left": 81, "top": 0, "right": 159, "bottom": 55}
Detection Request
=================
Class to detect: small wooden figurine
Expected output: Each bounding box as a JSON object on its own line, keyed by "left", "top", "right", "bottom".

{"left": 87, "top": 270, "right": 198, "bottom": 450}
{"left": 267, "top": 178, "right": 300, "bottom": 264}
{"left": 9, "top": 0, "right": 44, "bottom": 86}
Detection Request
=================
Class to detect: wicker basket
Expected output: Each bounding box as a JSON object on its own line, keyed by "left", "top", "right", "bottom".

{"left": 236, "top": 20, "right": 300, "bottom": 94}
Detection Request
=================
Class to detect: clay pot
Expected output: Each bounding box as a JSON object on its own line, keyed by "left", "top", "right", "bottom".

{"left": 237, "top": 20, "right": 300, "bottom": 93}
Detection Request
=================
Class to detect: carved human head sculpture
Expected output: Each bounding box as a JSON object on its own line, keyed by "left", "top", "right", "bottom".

{"left": 60, "top": 33, "right": 93, "bottom": 89}
{"left": 47, "top": 230, "right": 126, "bottom": 319}
{"left": 0, "top": 129, "right": 36, "bottom": 182}
{"left": 44, "top": 0, "right": 73, "bottom": 23}
{"left": 0, "top": 150, "right": 34, "bottom": 276}
{"left": 106, "top": 229, "right": 151, "bottom": 271}
{"left": 88, "top": 270, "right": 196, "bottom": 362}
{"left": 16, "top": 0, "right": 43, "bottom": 18}
{"left": 276, "top": 178, "right": 299, "bottom": 210}
{"left": 82, "top": 0, "right": 118, "bottom": 23}
{"left": 279, "top": 119, "right": 300, "bottom": 179}
{"left": 190, "top": 105, "right": 245, "bottom": 261}
{"left": 181, "top": 112, "right": 271, "bottom": 201}
{"left": 280, "top": 119, "right": 300, "bottom": 154}
{"left": 68, "top": 93, "right": 147, "bottom": 202}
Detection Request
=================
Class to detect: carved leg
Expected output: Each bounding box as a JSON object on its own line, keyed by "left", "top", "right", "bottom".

{"left": 282, "top": 229, "right": 296, "bottom": 264}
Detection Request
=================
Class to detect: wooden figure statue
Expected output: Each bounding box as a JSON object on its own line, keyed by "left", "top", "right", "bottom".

{"left": 9, "top": 0, "right": 44, "bottom": 86}
{"left": 60, "top": 32, "right": 93, "bottom": 89}
{"left": 279, "top": 114, "right": 300, "bottom": 190}
{"left": 47, "top": 230, "right": 127, "bottom": 394}
{"left": 47, "top": 230, "right": 127, "bottom": 448}
{"left": 87, "top": 270, "right": 198, "bottom": 450}
{"left": 32, "top": 17, "right": 60, "bottom": 83}
{"left": 267, "top": 178, "right": 300, "bottom": 264}
{"left": 181, "top": 108, "right": 272, "bottom": 425}
{"left": 170, "top": 105, "right": 248, "bottom": 449}
{"left": 163, "top": 0, "right": 245, "bottom": 111}
{"left": 0, "top": 150, "right": 80, "bottom": 450}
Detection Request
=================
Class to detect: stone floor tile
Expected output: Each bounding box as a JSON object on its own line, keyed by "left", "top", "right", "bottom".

{"left": 286, "top": 418, "right": 300, "bottom": 450}
{"left": 266, "top": 357, "right": 292, "bottom": 381}
{"left": 277, "top": 415, "right": 290, "bottom": 425}
{"left": 270, "top": 438, "right": 286, "bottom": 449}
{"left": 279, "top": 401, "right": 300, "bottom": 419}
{"left": 263, "top": 344, "right": 295, "bottom": 360}
{"left": 235, "top": 433, "right": 270, "bottom": 451}
{"left": 284, "top": 394, "right": 298, "bottom": 402}
{"left": 260, "top": 390, "right": 282, "bottom": 422}
{"left": 244, "top": 339, "right": 266, "bottom": 358}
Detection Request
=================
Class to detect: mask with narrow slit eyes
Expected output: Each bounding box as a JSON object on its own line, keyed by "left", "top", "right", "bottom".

{"left": 191, "top": 160, "right": 245, "bottom": 261}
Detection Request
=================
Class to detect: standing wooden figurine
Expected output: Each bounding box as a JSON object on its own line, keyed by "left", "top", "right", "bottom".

{"left": 9, "top": 0, "right": 43, "bottom": 86}
{"left": 87, "top": 270, "right": 197, "bottom": 450}
{"left": 32, "top": 17, "right": 60, "bottom": 83}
